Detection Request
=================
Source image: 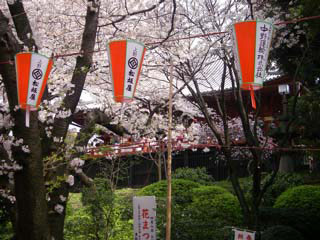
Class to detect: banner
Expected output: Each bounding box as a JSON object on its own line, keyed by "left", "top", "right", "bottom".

{"left": 133, "top": 196, "right": 156, "bottom": 240}
{"left": 234, "top": 229, "right": 255, "bottom": 240}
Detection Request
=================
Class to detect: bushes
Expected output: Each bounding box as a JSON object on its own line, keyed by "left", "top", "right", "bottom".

{"left": 261, "top": 225, "right": 304, "bottom": 240}
{"left": 172, "top": 167, "right": 214, "bottom": 185}
{"left": 137, "top": 180, "right": 242, "bottom": 240}
{"left": 259, "top": 185, "right": 320, "bottom": 239}
{"left": 137, "top": 179, "right": 201, "bottom": 240}
{"left": 137, "top": 179, "right": 201, "bottom": 205}
{"left": 260, "top": 173, "right": 304, "bottom": 207}
{"left": 274, "top": 185, "right": 320, "bottom": 214}
{"left": 259, "top": 207, "right": 320, "bottom": 240}
{"left": 64, "top": 179, "right": 134, "bottom": 240}
{"left": 188, "top": 186, "right": 243, "bottom": 240}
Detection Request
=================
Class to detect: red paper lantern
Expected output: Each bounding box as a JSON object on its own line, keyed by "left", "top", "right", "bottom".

{"left": 107, "top": 39, "right": 146, "bottom": 103}
{"left": 231, "top": 20, "right": 274, "bottom": 109}
{"left": 15, "top": 52, "right": 53, "bottom": 126}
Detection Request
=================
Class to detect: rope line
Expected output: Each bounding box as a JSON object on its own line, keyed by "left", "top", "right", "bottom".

{"left": 0, "top": 15, "right": 319, "bottom": 65}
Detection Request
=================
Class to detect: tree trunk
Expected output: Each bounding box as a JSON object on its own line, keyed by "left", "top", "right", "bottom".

{"left": 13, "top": 112, "right": 51, "bottom": 240}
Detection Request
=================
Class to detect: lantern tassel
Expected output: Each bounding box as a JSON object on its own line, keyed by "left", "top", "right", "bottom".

{"left": 250, "top": 87, "right": 256, "bottom": 110}
{"left": 25, "top": 107, "right": 30, "bottom": 127}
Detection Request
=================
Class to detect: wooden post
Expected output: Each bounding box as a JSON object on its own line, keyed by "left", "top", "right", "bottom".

{"left": 158, "top": 139, "right": 162, "bottom": 181}
{"left": 166, "top": 58, "right": 173, "bottom": 240}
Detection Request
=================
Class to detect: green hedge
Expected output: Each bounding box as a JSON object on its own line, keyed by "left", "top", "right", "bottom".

{"left": 260, "top": 207, "right": 320, "bottom": 239}
{"left": 138, "top": 181, "right": 242, "bottom": 240}
{"left": 260, "top": 173, "right": 304, "bottom": 207}
{"left": 261, "top": 225, "right": 304, "bottom": 240}
{"left": 172, "top": 167, "right": 214, "bottom": 185}
{"left": 137, "top": 179, "right": 201, "bottom": 205}
{"left": 137, "top": 179, "right": 201, "bottom": 239}
{"left": 274, "top": 185, "right": 320, "bottom": 214}
{"left": 188, "top": 186, "right": 243, "bottom": 240}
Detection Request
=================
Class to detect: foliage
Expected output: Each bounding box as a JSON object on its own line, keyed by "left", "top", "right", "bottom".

{"left": 260, "top": 173, "right": 304, "bottom": 207}
{"left": 259, "top": 207, "right": 320, "bottom": 240}
{"left": 214, "top": 177, "right": 252, "bottom": 195}
{"left": 137, "top": 180, "right": 242, "bottom": 240}
{"left": 261, "top": 225, "right": 304, "bottom": 240}
{"left": 137, "top": 179, "right": 201, "bottom": 205}
{"left": 186, "top": 186, "right": 243, "bottom": 240}
{"left": 274, "top": 185, "right": 320, "bottom": 214}
{"left": 263, "top": 0, "right": 320, "bottom": 85}
{"left": 289, "top": 87, "right": 320, "bottom": 157}
{"left": 64, "top": 179, "right": 134, "bottom": 240}
{"left": 137, "top": 179, "right": 201, "bottom": 239}
{"left": 172, "top": 167, "right": 214, "bottom": 185}
{"left": 0, "top": 199, "right": 13, "bottom": 240}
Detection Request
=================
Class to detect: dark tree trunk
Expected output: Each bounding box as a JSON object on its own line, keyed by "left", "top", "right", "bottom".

{"left": 0, "top": 9, "right": 51, "bottom": 239}
{"left": 13, "top": 112, "right": 51, "bottom": 240}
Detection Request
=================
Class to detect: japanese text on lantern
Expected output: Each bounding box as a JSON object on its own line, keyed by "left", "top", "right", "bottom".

{"left": 254, "top": 22, "right": 273, "bottom": 80}
{"left": 29, "top": 60, "right": 42, "bottom": 101}
{"left": 126, "top": 48, "right": 138, "bottom": 93}
{"left": 133, "top": 197, "right": 156, "bottom": 240}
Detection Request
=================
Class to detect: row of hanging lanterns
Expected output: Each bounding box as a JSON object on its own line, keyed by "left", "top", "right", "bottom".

{"left": 14, "top": 39, "right": 146, "bottom": 127}
{"left": 14, "top": 20, "right": 274, "bottom": 127}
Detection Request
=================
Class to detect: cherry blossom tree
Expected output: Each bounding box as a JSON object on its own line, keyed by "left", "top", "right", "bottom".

{"left": 1, "top": 0, "right": 315, "bottom": 239}
{"left": 0, "top": 0, "right": 179, "bottom": 239}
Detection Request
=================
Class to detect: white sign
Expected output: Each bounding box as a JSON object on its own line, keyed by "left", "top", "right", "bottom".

{"left": 27, "top": 53, "right": 50, "bottom": 107}
{"left": 234, "top": 229, "right": 255, "bottom": 240}
{"left": 254, "top": 21, "right": 274, "bottom": 86}
{"left": 123, "top": 40, "right": 145, "bottom": 99}
{"left": 133, "top": 196, "right": 156, "bottom": 240}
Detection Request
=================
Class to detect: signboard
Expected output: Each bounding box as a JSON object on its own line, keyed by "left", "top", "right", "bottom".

{"left": 133, "top": 196, "right": 156, "bottom": 240}
{"left": 234, "top": 229, "right": 255, "bottom": 240}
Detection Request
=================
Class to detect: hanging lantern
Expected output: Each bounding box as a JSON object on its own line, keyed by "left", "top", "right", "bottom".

{"left": 231, "top": 20, "right": 274, "bottom": 109}
{"left": 107, "top": 39, "right": 146, "bottom": 103}
{"left": 15, "top": 52, "right": 53, "bottom": 127}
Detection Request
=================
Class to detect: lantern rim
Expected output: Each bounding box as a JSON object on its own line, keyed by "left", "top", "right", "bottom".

{"left": 232, "top": 19, "right": 274, "bottom": 27}
{"left": 19, "top": 104, "right": 38, "bottom": 111}
{"left": 107, "top": 39, "right": 145, "bottom": 48}
{"left": 241, "top": 83, "right": 263, "bottom": 91}
{"left": 15, "top": 52, "right": 53, "bottom": 61}
{"left": 114, "top": 96, "right": 134, "bottom": 103}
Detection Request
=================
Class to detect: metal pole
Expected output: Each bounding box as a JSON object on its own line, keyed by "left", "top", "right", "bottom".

{"left": 165, "top": 58, "right": 173, "bottom": 240}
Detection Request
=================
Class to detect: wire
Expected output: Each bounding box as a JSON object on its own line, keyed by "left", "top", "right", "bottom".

{"left": 0, "top": 15, "right": 319, "bottom": 65}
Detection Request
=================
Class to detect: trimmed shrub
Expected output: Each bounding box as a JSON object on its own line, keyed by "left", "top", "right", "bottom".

{"left": 260, "top": 173, "right": 304, "bottom": 207}
{"left": 137, "top": 179, "right": 201, "bottom": 240}
{"left": 187, "top": 186, "right": 243, "bottom": 240}
{"left": 260, "top": 207, "right": 320, "bottom": 240}
{"left": 172, "top": 167, "right": 214, "bottom": 185}
{"left": 274, "top": 185, "right": 320, "bottom": 214}
{"left": 261, "top": 225, "right": 304, "bottom": 240}
{"left": 137, "top": 179, "right": 201, "bottom": 205}
{"left": 138, "top": 182, "right": 243, "bottom": 240}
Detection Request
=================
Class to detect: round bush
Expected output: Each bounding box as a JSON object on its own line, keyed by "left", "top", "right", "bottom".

{"left": 137, "top": 179, "right": 201, "bottom": 204}
{"left": 261, "top": 225, "right": 304, "bottom": 240}
{"left": 137, "top": 179, "right": 201, "bottom": 240}
{"left": 172, "top": 167, "right": 214, "bottom": 185}
{"left": 274, "top": 185, "right": 320, "bottom": 215}
{"left": 186, "top": 185, "right": 243, "bottom": 240}
{"left": 261, "top": 173, "right": 304, "bottom": 207}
